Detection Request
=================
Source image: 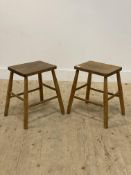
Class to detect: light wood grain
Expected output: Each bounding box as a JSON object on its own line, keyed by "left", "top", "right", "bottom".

{"left": 0, "top": 80, "right": 131, "bottom": 175}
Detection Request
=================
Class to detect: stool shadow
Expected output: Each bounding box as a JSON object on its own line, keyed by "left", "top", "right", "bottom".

{"left": 71, "top": 101, "right": 126, "bottom": 127}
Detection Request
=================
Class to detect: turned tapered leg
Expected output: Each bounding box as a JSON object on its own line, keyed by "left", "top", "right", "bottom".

{"left": 85, "top": 73, "right": 92, "bottom": 103}
{"left": 67, "top": 70, "right": 79, "bottom": 114}
{"left": 4, "top": 72, "right": 14, "bottom": 116}
{"left": 52, "top": 69, "right": 65, "bottom": 114}
{"left": 24, "top": 77, "right": 28, "bottom": 129}
{"left": 116, "top": 72, "right": 125, "bottom": 115}
{"left": 38, "top": 73, "right": 44, "bottom": 102}
{"left": 103, "top": 77, "right": 108, "bottom": 129}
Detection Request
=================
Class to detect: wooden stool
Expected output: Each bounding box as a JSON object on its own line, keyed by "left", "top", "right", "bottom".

{"left": 67, "top": 61, "right": 125, "bottom": 128}
{"left": 4, "top": 61, "right": 65, "bottom": 129}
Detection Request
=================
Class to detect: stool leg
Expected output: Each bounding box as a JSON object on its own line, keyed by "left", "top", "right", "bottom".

{"left": 38, "top": 73, "right": 44, "bottom": 102}
{"left": 85, "top": 73, "right": 92, "bottom": 103}
{"left": 116, "top": 72, "right": 125, "bottom": 115}
{"left": 4, "top": 72, "right": 14, "bottom": 116}
{"left": 103, "top": 77, "right": 108, "bottom": 128}
{"left": 51, "top": 69, "right": 65, "bottom": 114}
{"left": 67, "top": 70, "right": 79, "bottom": 114}
{"left": 24, "top": 77, "right": 28, "bottom": 129}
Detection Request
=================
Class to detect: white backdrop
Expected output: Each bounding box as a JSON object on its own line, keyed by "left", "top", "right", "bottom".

{"left": 0, "top": 0, "right": 131, "bottom": 81}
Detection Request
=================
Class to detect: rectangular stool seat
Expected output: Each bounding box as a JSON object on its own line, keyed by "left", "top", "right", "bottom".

{"left": 74, "top": 61, "right": 122, "bottom": 76}
{"left": 8, "top": 61, "right": 57, "bottom": 77}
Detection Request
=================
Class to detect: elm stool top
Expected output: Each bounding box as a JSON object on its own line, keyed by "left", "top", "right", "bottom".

{"left": 8, "top": 61, "right": 57, "bottom": 77}
{"left": 74, "top": 61, "right": 122, "bottom": 76}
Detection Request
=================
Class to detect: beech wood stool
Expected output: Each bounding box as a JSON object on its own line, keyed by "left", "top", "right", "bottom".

{"left": 4, "top": 61, "right": 65, "bottom": 129}
{"left": 67, "top": 61, "right": 125, "bottom": 128}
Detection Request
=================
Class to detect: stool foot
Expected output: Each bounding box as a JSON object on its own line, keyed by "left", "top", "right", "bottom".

{"left": 4, "top": 72, "right": 14, "bottom": 116}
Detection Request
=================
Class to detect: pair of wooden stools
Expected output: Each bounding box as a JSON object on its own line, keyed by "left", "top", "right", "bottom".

{"left": 4, "top": 61, "right": 125, "bottom": 129}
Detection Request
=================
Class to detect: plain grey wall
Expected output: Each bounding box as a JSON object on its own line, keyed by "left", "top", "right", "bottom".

{"left": 0, "top": 0, "right": 131, "bottom": 80}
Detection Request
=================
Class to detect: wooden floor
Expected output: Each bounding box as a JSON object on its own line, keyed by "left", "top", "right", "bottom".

{"left": 0, "top": 80, "right": 131, "bottom": 175}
